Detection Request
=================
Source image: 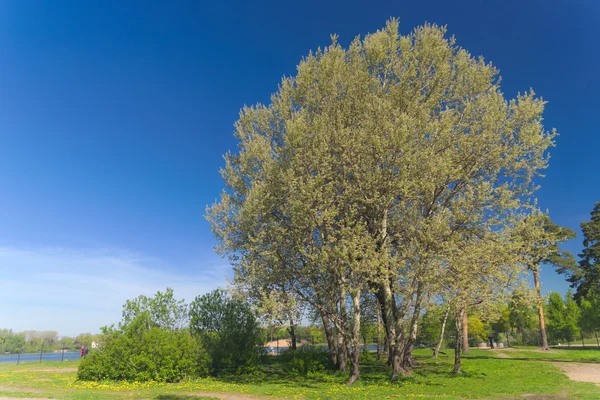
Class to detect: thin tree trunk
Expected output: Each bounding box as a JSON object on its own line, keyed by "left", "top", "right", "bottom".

{"left": 533, "top": 268, "right": 549, "bottom": 350}
{"left": 347, "top": 291, "right": 361, "bottom": 385}
{"left": 453, "top": 309, "right": 463, "bottom": 374}
{"left": 433, "top": 307, "right": 450, "bottom": 359}
{"left": 462, "top": 309, "right": 469, "bottom": 354}
{"left": 402, "top": 284, "right": 423, "bottom": 372}
{"left": 321, "top": 313, "right": 337, "bottom": 368}
{"left": 594, "top": 330, "right": 600, "bottom": 349}
{"left": 289, "top": 317, "right": 297, "bottom": 351}
{"left": 376, "top": 302, "right": 382, "bottom": 360}
{"left": 337, "top": 330, "right": 347, "bottom": 372}
{"left": 337, "top": 279, "right": 349, "bottom": 373}
{"left": 377, "top": 283, "right": 396, "bottom": 368}
{"left": 580, "top": 330, "right": 585, "bottom": 347}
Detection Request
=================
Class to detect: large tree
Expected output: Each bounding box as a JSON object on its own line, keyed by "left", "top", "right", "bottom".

{"left": 208, "top": 19, "right": 555, "bottom": 381}
{"left": 569, "top": 202, "right": 600, "bottom": 301}
{"left": 516, "top": 215, "right": 576, "bottom": 350}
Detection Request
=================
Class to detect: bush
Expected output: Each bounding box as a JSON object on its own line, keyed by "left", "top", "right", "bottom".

{"left": 278, "top": 347, "right": 332, "bottom": 376}
{"left": 190, "top": 289, "right": 262, "bottom": 373}
{"left": 78, "top": 316, "right": 210, "bottom": 382}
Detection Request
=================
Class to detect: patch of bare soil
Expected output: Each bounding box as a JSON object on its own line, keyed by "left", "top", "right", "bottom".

{"left": 181, "top": 392, "right": 275, "bottom": 400}
{"left": 554, "top": 362, "right": 600, "bottom": 386}
{"left": 530, "top": 349, "right": 560, "bottom": 354}
{"left": 0, "top": 397, "right": 55, "bottom": 400}
{"left": 0, "top": 386, "right": 41, "bottom": 393}
{"left": 495, "top": 352, "right": 511, "bottom": 358}
{"left": 16, "top": 367, "right": 77, "bottom": 373}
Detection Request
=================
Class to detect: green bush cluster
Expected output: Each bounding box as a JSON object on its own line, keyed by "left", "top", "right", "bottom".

{"left": 77, "top": 289, "right": 264, "bottom": 382}
{"left": 278, "top": 347, "right": 332, "bottom": 376}
{"left": 190, "top": 289, "right": 263, "bottom": 374}
{"left": 77, "top": 315, "right": 210, "bottom": 382}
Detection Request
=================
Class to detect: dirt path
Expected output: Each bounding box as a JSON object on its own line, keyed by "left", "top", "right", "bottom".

{"left": 554, "top": 362, "right": 600, "bottom": 386}
{"left": 14, "top": 367, "right": 77, "bottom": 373}
{"left": 0, "top": 397, "right": 54, "bottom": 400}
{"left": 0, "top": 391, "right": 264, "bottom": 400}
{"left": 0, "top": 385, "right": 41, "bottom": 393}
{"left": 180, "top": 392, "right": 275, "bottom": 400}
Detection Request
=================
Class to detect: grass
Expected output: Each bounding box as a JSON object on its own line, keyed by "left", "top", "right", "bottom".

{"left": 0, "top": 348, "right": 598, "bottom": 399}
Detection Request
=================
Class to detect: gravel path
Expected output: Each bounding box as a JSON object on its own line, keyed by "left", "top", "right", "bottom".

{"left": 554, "top": 362, "right": 600, "bottom": 386}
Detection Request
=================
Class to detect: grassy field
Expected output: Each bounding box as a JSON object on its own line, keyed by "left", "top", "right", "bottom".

{"left": 0, "top": 348, "right": 599, "bottom": 400}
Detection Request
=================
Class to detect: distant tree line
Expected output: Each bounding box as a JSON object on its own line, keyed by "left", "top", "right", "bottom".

{"left": 0, "top": 329, "right": 101, "bottom": 354}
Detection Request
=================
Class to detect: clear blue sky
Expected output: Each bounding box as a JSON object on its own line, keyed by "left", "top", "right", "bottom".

{"left": 0, "top": 0, "right": 598, "bottom": 336}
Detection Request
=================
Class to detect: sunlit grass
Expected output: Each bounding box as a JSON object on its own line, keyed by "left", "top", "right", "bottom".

{"left": 1, "top": 348, "right": 599, "bottom": 399}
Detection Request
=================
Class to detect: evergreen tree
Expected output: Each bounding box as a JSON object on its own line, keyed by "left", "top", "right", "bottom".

{"left": 563, "top": 291, "right": 581, "bottom": 347}
{"left": 569, "top": 202, "right": 600, "bottom": 301}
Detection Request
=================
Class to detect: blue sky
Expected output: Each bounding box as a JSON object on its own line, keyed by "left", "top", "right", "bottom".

{"left": 0, "top": 0, "right": 598, "bottom": 336}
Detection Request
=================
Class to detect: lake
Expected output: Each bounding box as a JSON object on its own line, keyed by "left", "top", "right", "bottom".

{"left": 0, "top": 351, "right": 80, "bottom": 364}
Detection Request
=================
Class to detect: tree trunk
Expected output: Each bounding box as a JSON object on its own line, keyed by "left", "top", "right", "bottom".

{"left": 433, "top": 307, "right": 450, "bottom": 359}
{"left": 402, "top": 284, "right": 423, "bottom": 372}
{"left": 337, "top": 329, "right": 348, "bottom": 372}
{"left": 453, "top": 309, "right": 463, "bottom": 374}
{"left": 462, "top": 309, "right": 469, "bottom": 354}
{"left": 376, "top": 283, "right": 396, "bottom": 368}
{"left": 321, "top": 313, "right": 338, "bottom": 368}
{"left": 376, "top": 302, "right": 382, "bottom": 360}
{"left": 391, "top": 338, "right": 406, "bottom": 379}
{"left": 337, "top": 280, "right": 349, "bottom": 373}
{"left": 580, "top": 330, "right": 585, "bottom": 347}
{"left": 594, "top": 330, "right": 599, "bottom": 349}
{"left": 506, "top": 330, "right": 510, "bottom": 348}
{"left": 533, "top": 268, "right": 549, "bottom": 350}
{"left": 289, "top": 318, "right": 297, "bottom": 351}
{"left": 347, "top": 291, "right": 361, "bottom": 385}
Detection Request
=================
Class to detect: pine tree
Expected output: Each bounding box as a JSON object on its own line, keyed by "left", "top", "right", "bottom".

{"left": 570, "top": 202, "right": 600, "bottom": 300}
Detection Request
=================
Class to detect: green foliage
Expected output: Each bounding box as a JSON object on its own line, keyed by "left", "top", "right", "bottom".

{"left": 579, "top": 290, "right": 600, "bottom": 334}
{"left": 418, "top": 306, "right": 446, "bottom": 347}
{"left": 189, "top": 289, "right": 261, "bottom": 373}
{"left": 0, "top": 330, "right": 25, "bottom": 353}
{"left": 467, "top": 316, "right": 489, "bottom": 342}
{"left": 563, "top": 291, "right": 581, "bottom": 344}
{"left": 277, "top": 348, "right": 332, "bottom": 376}
{"left": 569, "top": 202, "right": 600, "bottom": 301}
{"left": 78, "top": 290, "right": 209, "bottom": 382}
{"left": 545, "top": 291, "right": 580, "bottom": 345}
{"left": 121, "top": 287, "right": 188, "bottom": 331}
{"left": 508, "top": 296, "right": 536, "bottom": 333}
{"left": 546, "top": 292, "right": 566, "bottom": 343}
{"left": 78, "top": 319, "right": 209, "bottom": 382}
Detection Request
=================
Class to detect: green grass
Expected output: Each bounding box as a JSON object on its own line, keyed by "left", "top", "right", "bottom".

{"left": 0, "top": 348, "right": 599, "bottom": 399}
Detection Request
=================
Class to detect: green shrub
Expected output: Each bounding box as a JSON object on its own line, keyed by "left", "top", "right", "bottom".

{"left": 190, "top": 289, "right": 262, "bottom": 373}
{"left": 278, "top": 347, "right": 332, "bottom": 375}
{"left": 78, "top": 316, "right": 209, "bottom": 382}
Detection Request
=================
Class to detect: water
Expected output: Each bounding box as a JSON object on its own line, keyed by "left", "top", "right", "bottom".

{"left": 0, "top": 352, "right": 80, "bottom": 364}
